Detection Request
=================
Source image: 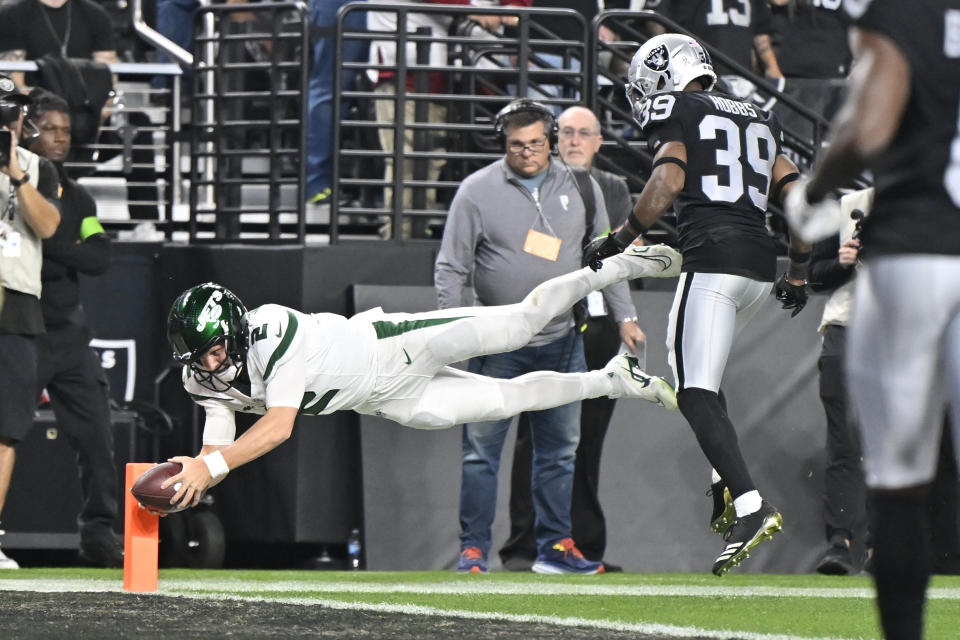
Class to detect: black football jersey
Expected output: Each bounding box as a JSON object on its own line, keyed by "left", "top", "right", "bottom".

{"left": 639, "top": 90, "right": 782, "bottom": 280}
{"left": 846, "top": 0, "right": 960, "bottom": 256}
{"left": 657, "top": 0, "right": 774, "bottom": 74}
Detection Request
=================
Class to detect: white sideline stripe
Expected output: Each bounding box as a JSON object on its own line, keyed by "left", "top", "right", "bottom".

{"left": 171, "top": 591, "right": 848, "bottom": 640}
{"left": 4, "top": 577, "right": 960, "bottom": 600}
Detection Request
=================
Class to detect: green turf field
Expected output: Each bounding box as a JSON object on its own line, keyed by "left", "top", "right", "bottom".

{"left": 2, "top": 569, "right": 959, "bottom": 639}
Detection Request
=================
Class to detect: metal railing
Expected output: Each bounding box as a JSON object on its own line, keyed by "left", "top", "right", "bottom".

{"left": 0, "top": 60, "right": 183, "bottom": 239}
{"left": 333, "top": 3, "right": 589, "bottom": 243}
{"left": 188, "top": 1, "right": 310, "bottom": 242}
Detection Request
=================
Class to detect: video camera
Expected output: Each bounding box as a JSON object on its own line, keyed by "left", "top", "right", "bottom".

{"left": 0, "top": 98, "right": 20, "bottom": 127}
{"left": 0, "top": 97, "right": 20, "bottom": 167}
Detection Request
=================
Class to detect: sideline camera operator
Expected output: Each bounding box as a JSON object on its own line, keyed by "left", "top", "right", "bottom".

{"left": 0, "top": 73, "right": 61, "bottom": 570}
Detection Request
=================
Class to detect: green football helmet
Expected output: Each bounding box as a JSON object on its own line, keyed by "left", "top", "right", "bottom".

{"left": 167, "top": 282, "right": 249, "bottom": 392}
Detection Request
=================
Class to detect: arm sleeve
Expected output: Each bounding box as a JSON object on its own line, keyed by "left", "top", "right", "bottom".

{"left": 42, "top": 231, "right": 111, "bottom": 275}
{"left": 808, "top": 235, "right": 854, "bottom": 292}
{"left": 89, "top": 2, "right": 118, "bottom": 51}
{"left": 199, "top": 401, "right": 238, "bottom": 446}
{"left": 36, "top": 157, "right": 61, "bottom": 202}
{"left": 42, "top": 187, "right": 111, "bottom": 274}
{"left": 434, "top": 185, "right": 479, "bottom": 309}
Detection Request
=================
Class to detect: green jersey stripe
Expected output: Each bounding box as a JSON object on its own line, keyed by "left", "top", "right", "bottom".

{"left": 263, "top": 311, "right": 299, "bottom": 379}
{"left": 300, "top": 389, "right": 340, "bottom": 415}
{"left": 371, "top": 316, "right": 469, "bottom": 339}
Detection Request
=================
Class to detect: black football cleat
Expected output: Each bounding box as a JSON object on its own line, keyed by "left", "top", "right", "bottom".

{"left": 708, "top": 480, "right": 735, "bottom": 535}
{"left": 712, "top": 500, "right": 782, "bottom": 576}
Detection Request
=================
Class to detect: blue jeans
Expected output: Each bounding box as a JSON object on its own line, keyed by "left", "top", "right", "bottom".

{"left": 459, "top": 329, "right": 585, "bottom": 557}
{"left": 307, "top": 0, "right": 368, "bottom": 199}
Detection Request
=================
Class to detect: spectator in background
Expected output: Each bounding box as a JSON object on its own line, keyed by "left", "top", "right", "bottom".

{"left": 500, "top": 105, "right": 643, "bottom": 572}
{"left": 306, "top": 0, "right": 368, "bottom": 215}
{"left": 769, "top": 0, "right": 851, "bottom": 162}
{"left": 24, "top": 88, "right": 122, "bottom": 568}
{"left": 652, "top": 0, "right": 784, "bottom": 101}
{"left": 0, "top": 0, "right": 118, "bottom": 89}
{"left": 367, "top": 1, "right": 524, "bottom": 238}
{"left": 0, "top": 0, "right": 161, "bottom": 220}
{"left": 436, "top": 98, "right": 647, "bottom": 575}
{"left": 808, "top": 186, "right": 872, "bottom": 576}
{"left": 0, "top": 75, "right": 61, "bottom": 570}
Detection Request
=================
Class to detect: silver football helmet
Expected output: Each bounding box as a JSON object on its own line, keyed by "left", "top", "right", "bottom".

{"left": 625, "top": 33, "right": 717, "bottom": 121}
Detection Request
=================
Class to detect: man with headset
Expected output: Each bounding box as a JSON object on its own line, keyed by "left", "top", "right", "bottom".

{"left": 435, "top": 98, "right": 644, "bottom": 574}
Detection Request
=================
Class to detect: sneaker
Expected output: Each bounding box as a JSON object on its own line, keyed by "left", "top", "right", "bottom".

{"left": 532, "top": 538, "right": 602, "bottom": 575}
{"left": 307, "top": 187, "right": 332, "bottom": 204}
{"left": 457, "top": 547, "right": 488, "bottom": 574}
{"left": 0, "top": 548, "right": 18, "bottom": 570}
{"left": 79, "top": 533, "right": 124, "bottom": 568}
{"left": 816, "top": 542, "right": 855, "bottom": 576}
{"left": 603, "top": 354, "right": 678, "bottom": 409}
{"left": 712, "top": 500, "right": 783, "bottom": 576}
{"left": 606, "top": 243, "right": 683, "bottom": 280}
{"left": 708, "top": 481, "right": 735, "bottom": 535}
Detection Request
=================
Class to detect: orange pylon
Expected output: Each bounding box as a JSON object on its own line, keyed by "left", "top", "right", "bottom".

{"left": 123, "top": 463, "right": 159, "bottom": 592}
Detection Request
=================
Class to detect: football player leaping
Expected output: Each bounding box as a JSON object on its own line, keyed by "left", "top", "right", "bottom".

{"left": 585, "top": 33, "right": 812, "bottom": 576}
{"left": 160, "top": 246, "right": 681, "bottom": 510}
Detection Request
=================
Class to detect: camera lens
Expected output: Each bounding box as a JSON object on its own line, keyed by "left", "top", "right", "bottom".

{"left": 0, "top": 100, "right": 21, "bottom": 126}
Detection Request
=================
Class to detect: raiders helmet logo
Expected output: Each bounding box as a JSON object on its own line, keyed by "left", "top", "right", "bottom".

{"left": 0, "top": 77, "right": 14, "bottom": 94}
{"left": 644, "top": 44, "right": 670, "bottom": 72}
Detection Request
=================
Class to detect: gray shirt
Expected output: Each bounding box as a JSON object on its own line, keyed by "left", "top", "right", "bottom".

{"left": 435, "top": 157, "right": 637, "bottom": 347}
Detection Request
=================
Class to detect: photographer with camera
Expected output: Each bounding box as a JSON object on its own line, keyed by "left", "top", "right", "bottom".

{"left": 0, "top": 74, "right": 61, "bottom": 570}
{"left": 808, "top": 187, "right": 870, "bottom": 575}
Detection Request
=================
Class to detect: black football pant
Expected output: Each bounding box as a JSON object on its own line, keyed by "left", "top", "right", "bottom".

{"left": 500, "top": 316, "right": 621, "bottom": 564}
{"left": 818, "top": 325, "right": 868, "bottom": 547}
{"left": 35, "top": 323, "right": 119, "bottom": 543}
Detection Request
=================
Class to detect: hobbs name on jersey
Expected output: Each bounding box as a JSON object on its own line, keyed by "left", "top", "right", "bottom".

{"left": 708, "top": 95, "right": 758, "bottom": 118}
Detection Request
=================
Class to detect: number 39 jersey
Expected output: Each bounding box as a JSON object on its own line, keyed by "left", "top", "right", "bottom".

{"left": 639, "top": 90, "right": 782, "bottom": 281}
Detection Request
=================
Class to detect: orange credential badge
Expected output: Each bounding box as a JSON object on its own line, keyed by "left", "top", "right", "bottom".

{"left": 523, "top": 229, "right": 562, "bottom": 262}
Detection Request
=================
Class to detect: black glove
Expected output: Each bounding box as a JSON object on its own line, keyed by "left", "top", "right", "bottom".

{"left": 583, "top": 233, "right": 629, "bottom": 271}
{"left": 774, "top": 273, "right": 808, "bottom": 317}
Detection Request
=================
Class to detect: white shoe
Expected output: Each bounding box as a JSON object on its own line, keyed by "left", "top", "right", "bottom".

{"left": 0, "top": 547, "right": 20, "bottom": 570}
{"left": 603, "top": 354, "right": 678, "bottom": 409}
{"left": 606, "top": 243, "right": 682, "bottom": 279}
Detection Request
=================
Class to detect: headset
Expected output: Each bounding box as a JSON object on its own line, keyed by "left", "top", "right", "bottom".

{"left": 493, "top": 98, "right": 558, "bottom": 149}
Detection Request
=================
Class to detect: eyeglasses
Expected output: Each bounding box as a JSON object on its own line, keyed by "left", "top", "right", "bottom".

{"left": 507, "top": 137, "right": 548, "bottom": 155}
{"left": 559, "top": 127, "right": 600, "bottom": 140}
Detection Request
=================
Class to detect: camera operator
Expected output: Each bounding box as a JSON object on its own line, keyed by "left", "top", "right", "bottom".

{"left": 0, "top": 73, "right": 61, "bottom": 570}
{"left": 809, "top": 187, "right": 870, "bottom": 575}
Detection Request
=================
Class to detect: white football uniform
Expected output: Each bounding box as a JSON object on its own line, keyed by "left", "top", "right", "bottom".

{"left": 183, "top": 255, "right": 658, "bottom": 443}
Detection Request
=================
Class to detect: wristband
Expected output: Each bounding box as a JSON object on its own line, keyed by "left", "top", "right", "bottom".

{"left": 9, "top": 172, "right": 29, "bottom": 188}
{"left": 787, "top": 247, "right": 811, "bottom": 282}
{"left": 202, "top": 450, "right": 230, "bottom": 480}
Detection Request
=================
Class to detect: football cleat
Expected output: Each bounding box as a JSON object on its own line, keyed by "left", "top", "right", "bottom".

{"left": 708, "top": 481, "right": 735, "bottom": 535}
{"left": 603, "top": 354, "right": 678, "bottom": 409}
{"left": 606, "top": 243, "right": 683, "bottom": 280}
{"left": 712, "top": 501, "right": 783, "bottom": 576}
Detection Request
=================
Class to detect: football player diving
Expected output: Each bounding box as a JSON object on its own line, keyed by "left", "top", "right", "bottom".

{"left": 159, "top": 245, "right": 683, "bottom": 511}
{"left": 584, "top": 33, "right": 812, "bottom": 575}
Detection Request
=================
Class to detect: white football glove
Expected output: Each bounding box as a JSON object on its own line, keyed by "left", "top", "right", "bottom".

{"left": 783, "top": 177, "right": 845, "bottom": 243}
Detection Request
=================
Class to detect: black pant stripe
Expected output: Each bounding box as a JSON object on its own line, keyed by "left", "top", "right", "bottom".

{"left": 674, "top": 273, "right": 694, "bottom": 391}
